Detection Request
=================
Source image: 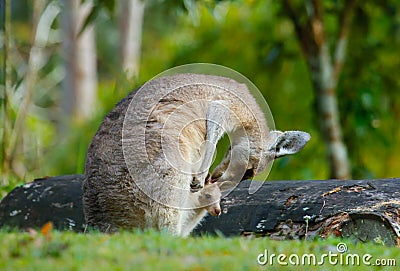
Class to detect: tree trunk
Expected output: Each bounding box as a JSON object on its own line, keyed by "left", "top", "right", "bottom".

{"left": 1, "top": 0, "right": 12, "bottom": 184}
{"left": 283, "top": 0, "right": 356, "bottom": 179}
{"left": 311, "top": 44, "right": 350, "bottom": 180}
{"left": 61, "top": 0, "right": 97, "bottom": 123}
{"left": 1, "top": 175, "right": 399, "bottom": 246}
{"left": 118, "top": 0, "right": 145, "bottom": 81}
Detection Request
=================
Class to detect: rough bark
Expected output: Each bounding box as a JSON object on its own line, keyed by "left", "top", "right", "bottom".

{"left": 195, "top": 178, "right": 400, "bottom": 247}
{"left": 61, "top": 0, "right": 97, "bottom": 122}
{"left": 0, "top": 175, "right": 84, "bottom": 232}
{"left": 283, "top": 0, "right": 356, "bottom": 179}
{"left": 1, "top": 175, "right": 399, "bottom": 246}
{"left": 118, "top": 0, "right": 145, "bottom": 80}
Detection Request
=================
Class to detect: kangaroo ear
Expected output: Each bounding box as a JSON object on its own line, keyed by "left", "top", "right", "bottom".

{"left": 269, "top": 131, "right": 311, "bottom": 158}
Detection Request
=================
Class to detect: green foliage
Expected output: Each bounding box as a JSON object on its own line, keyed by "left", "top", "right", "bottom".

{"left": 0, "top": 230, "right": 398, "bottom": 271}
{"left": 339, "top": 1, "right": 400, "bottom": 178}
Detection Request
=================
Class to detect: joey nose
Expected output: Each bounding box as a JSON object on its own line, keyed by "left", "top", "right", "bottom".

{"left": 214, "top": 208, "right": 221, "bottom": 216}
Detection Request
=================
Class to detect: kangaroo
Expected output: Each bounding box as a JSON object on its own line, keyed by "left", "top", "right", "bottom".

{"left": 83, "top": 73, "right": 310, "bottom": 236}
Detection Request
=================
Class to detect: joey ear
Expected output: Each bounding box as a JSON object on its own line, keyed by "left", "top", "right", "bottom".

{"left": 269, "top": 130, "right": 311, "bottom": 158}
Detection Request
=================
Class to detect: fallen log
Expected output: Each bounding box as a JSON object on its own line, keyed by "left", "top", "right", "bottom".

{"left": 0, "top": 175, "right": 399, "bottom": 246}
{"left": 197, "top": 178, "right": 400, "bottom": 247}
{"left": 0, "top": 175, "right": 84, "bottom": 232}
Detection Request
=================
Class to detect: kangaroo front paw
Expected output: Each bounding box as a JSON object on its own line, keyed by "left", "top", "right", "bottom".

{"left": 190, "top": 183, "right": 204, "bottom": 193}
{"left": 190, "top": 176, "right": 206, "bottom": 192}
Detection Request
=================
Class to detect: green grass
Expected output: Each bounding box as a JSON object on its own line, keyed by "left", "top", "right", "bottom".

{"left": 0, "top": 230, "right": 398, "bottom": 271}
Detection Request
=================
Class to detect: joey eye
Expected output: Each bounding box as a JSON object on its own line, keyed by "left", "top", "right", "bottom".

{"left": 205, "top": 194, "right": 212, "bottom": 199}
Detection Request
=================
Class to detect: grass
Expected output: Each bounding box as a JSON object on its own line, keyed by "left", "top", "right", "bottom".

{"left": 0, "top": 229, "right": 399, "bottom": 271}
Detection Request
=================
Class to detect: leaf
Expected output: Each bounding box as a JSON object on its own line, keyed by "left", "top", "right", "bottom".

{"left": 41, "top": 221, "right": 54, "bottom": 237}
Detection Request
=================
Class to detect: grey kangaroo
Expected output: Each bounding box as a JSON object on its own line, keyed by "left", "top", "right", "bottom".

{"left": 82, "top": 73, "right": 310, "bottom": 236}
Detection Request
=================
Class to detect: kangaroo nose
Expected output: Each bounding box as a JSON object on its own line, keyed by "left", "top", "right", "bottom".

{"left": 214, "top": 208, "right": 221, "bottom": 216}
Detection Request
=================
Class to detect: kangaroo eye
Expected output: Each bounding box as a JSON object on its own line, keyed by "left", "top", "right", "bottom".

{"left": 205, "top": 194, "right": 212, "bottom": 199}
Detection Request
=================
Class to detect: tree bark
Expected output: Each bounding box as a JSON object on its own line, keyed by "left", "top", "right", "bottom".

{"left": 61, "top": 0, "right": 97, "bottom": 123}
{"left": 1, "top": 175, "right": 399, "bottom": 246}
{"left": 0, "top": 175, "right": 84, "bottom": 232}
{"left": 283, "top": 0, "right": 356, "bottom": 179}
{"left": 118, "top": 0, "right": 145, "bottom": 81}
{"left": 195, "top": 179, "right": 400, "bottom": 247}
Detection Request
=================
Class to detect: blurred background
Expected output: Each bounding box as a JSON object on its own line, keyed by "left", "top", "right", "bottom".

{"left": 1, "top": 0, "right": 400, "bottom": 197}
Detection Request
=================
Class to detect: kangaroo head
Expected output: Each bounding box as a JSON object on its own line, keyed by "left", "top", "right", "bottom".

{"left": 266, "top": 130, "right": 311, "bottom": 159}
{"left": 255, "top": 130, "right": 311, "bottom": 176}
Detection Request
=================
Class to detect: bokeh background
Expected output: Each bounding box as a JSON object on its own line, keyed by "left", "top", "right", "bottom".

{"left": 1, "top": 0, "right": 400, "bottom": 197}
